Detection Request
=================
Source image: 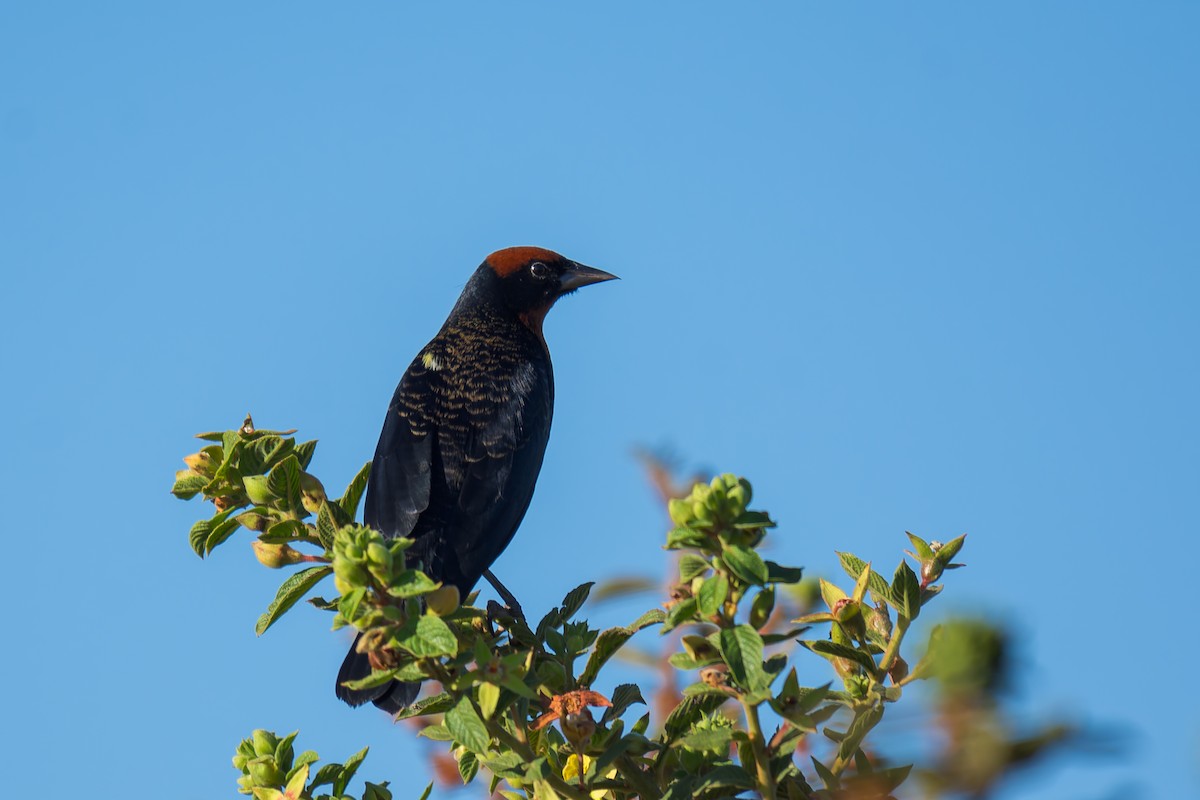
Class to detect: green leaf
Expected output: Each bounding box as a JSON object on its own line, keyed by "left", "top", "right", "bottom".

{"left": 188, "top": 509, "right": 233, "bottom": 557}
{"left": 559, "top": 581, "right": 595, "bottom": 621}
{"left": 362, "top": 781, "right": 392, "bottom": 800}
{"left": 239, "top": 435, "right": 293, "bottom": 476}
{"left": 662, "top": 597, "right": 697, "bottom": 632}
{"left": 308, "top": 762, "right": 343, "bottom": 789}
{"left": 478, "top": 682, "right": 500, "bottom": 720}
{"left": 678, "top": 554, "right": 711, "bottom": 582}
{"left": 445, "top": 696, "right": 490, "bottom": 754}
{"left": 680, "top": 726, "right": 734, "bottom": 754}
{"left": 267, "top": 454, "right": 304, "bottom": 515}
{"left": 732, "top": 510, "right": 775, "bottom": 530}
{"left": 339, "top": 668, "right": 401, "bottom": 692}
{"left": 394, "top": 692, "right": 453, "bottom": 721}
{"left": 836, "top": 552, "right": 892, "bottom": 604}
{"left": 260, "top": 519, "right": 307, "bottom": 543}
{"left": 338, "top": 461, "right": 372, "bottom": 518}
{"left": 332, "top": 746, "right": 368, "bottom": 796}
{"left": 418, "top": 724, "right": 454, "bottom": 741}
{"left": 293, "top": 440, "right": 317, "bottom": 470}
{"left": 416, "top": 782, "right": 433, "bottom": 800}
{"left": 395, "top": 614, "right": 457, "bottom": 657}
{"left": 892, "top": 560, "right": 922, "bottom": 619}
{"left": 316, "top": 502, "right": 339, "bottom": 550}
{"left": 457, "top": 750, "right": 479, "bottom": 784}
{"left": 204, "top": 515, "right": 242, "bottom": 555}
{"left": 662, "top": 692, "right": 730, "bottom": 740}
{"left": 171, "top": 472, "right": 208, "bottom": 500}
{"left": 722, "top": 544, "right": 769, "bottom": 586}
{"left": 387, "top": 569, "right": 440, "bottom": 599}
{"left": 906, "top": 531, "right": 935, "bottom": 561}
{"left": 627, "top": 608, "right": 667, "bottom": 629}
{"left": 750, "top": 584, "right": 776, "bottom": 629}
{"left": 661, "top": 776, "right": 699, "bottom": 800}
{"left": 811, "top": 757, "right": 840, "bottom": 790}
{"left": 934, "top": 533, "right": 967, "bottom": 568}
{"left": 718, "top": 625, "right": 767, "bottom": 691}
{"left": 835, "top": 704, "right": 884, "bottom": 761}
{"left": 696, "top": 573, "right": 728, "bottom": 617}
{"left": 801, "top": 639, "right": 877, "bottom": 674}
{"left": 665, "top": 526, "right": 708, "bottom": 550}
{"left": 478, "top": 752, "right": 527, "bottom": 781}
{"left": 764, "top": 559, "right": 804, "bottom": 584}
{"left": 601, "top": 683, "right": 646, "bottom": 724}
{"left": 256, "top": 566, "right": 333, "bottom": 635}
{"left": 695, "top": 764, "right": 756, "bottom": 791}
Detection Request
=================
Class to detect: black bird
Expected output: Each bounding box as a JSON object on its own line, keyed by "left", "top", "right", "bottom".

{"left": 337, "top": 246, "right": 617, "bottom": 713}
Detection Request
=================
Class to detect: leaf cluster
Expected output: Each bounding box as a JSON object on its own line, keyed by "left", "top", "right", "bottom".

{"left": 231, "top": 729, "right": 390, "bottom": 800}
{"left": 176, "top": 425, "right": 977, "bottom": 799}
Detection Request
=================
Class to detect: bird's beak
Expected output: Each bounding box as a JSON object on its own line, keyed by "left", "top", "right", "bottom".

{"left": 560, "top": 263, "right": 619, "bottom": 292}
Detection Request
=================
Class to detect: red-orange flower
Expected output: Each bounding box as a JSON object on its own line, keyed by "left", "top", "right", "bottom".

{"left": 531, "top": 689, "right": 612, "bottom": 731}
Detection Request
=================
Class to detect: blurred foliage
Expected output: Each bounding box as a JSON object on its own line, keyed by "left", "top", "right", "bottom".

{"left": 175, "top": 419, "right": 1079, "bottom": 799}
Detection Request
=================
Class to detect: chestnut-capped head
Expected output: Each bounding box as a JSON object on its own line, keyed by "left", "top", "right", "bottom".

{"left": 471, "top": 246, "right": 617, "bottom": 331}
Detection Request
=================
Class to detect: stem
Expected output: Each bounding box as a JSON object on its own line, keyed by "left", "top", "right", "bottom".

{"left": 876, "top": 615, "right": 911, "bottom": 680}
{"left": 742, "top": 698, "right": 777, "bottom": 799}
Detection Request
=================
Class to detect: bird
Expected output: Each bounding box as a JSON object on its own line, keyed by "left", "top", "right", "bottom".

{"left": 336, "top": 246, "right": 617, "bottom": 713}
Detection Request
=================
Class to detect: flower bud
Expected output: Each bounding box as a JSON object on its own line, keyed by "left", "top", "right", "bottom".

{"left": 251, "top": 730, "right": 277, "bottom": 758}
{"left": 867, "top": 602, "right": 893, "bottom": 639}
{"left": 699, "top": 665, "right": 729, "bottom": 687}
{"left": 246, "top": 756, "right": 285, "bottom": 787}
{"left": 668, "top": 498, "right": 693, "bottom": 527}
{"left": 561, "top": 709, "right": 596, "bottom": 748}
{"left": 333, "top": 560, "right": 368, "bottom": 594}
{"left": 300, "top": 472, "right": 326, "bottom": 514}
{"left": 366, "top": 542, "right": 393, "bottom": 570}
{"left": 242, "top": 475, "right": 275, "bottom": 506}
{"left": 253, "top": 541, "right": 305, "bottom": 569}
{"left": 426, "top": 585, "right": 461, "bottom": 616}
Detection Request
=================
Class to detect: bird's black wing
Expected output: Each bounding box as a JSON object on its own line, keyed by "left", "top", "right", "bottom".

{"left": 362, "top": 353, "right": 434, "bottom": 541}
{"left": 447, "top": 358, "right": 553, "bottom": 591}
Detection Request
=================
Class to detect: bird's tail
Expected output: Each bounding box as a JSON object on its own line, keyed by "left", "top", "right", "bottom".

{"left": 335, "top": 633, "right": 419, "bottom": 715}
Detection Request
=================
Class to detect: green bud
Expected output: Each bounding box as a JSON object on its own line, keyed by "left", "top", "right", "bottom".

{"left": 426, "top": 585, "right": 461, "bottom": 616}
{"left": 246, "top": 756, "right": 285, "bottom": 787}
{"left": 251, "top": 730, "right": 277, "bottom": 758}
{"left": 333, "top": 560, "right": 368, "bottom": 594}
{"left": 727, "top": 484, "right": 748, "bottom": 513}
{"left": 252, "top": 541, "right": 305, "bottom": 569}
{"left": 300, "top": 472, "right": 327, "bottom": 514}
{"left": 367, "top": 542, "right": 392, "bottom": 569}
{"left": 242, "top": 475, "right": 275, "bottom": 506}
{"left": 668, "top": 498, "right": 693, "bottom": 527}
{"left": 236, "top": 509, "right": 272, "bottom": 533}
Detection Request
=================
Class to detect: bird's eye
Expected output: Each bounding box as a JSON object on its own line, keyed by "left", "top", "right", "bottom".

{"left": 529, "top": 262, "right": 550, "bottom": 280}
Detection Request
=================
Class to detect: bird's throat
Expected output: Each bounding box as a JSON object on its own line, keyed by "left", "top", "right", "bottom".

{"left": 518, "top": 300, "right": 555, "bottom": 338}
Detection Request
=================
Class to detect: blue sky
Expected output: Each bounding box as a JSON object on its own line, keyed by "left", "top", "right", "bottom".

{"left": 3, "top": 3, "right": 1197, "bottom": 798}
